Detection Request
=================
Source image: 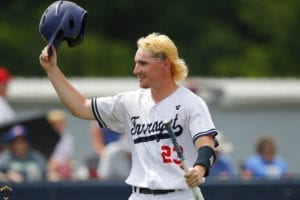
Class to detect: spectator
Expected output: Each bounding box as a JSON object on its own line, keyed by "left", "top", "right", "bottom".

{"left": 90, "top": 121, "right": 121, "bottom": 157}
{"left": 209, "top": 132, "right": 235, "bottom": 180}
{"left": 85, "top": 121, "right": 121, "bottom": 179}
{"left": 97, "top": 134, "right": 131, "bottom": 180}
{"left": 47, "top": 109, "right": 74, "bottom": 181}
{"left": 0, "top": 67, "right": 15, "bottom": 124}
{"left": 241, "top": 135, "right": 292, "bottom": 180}
{"left": 0, "top": 125, "right": 47, "bottom": 182}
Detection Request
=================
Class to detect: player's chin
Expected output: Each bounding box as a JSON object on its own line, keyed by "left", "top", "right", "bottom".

{"left": 139, "top": 83, "right": 149, "bottom": 89}
{"left": 138, "top": 79, "right": 149, "bottom": 89}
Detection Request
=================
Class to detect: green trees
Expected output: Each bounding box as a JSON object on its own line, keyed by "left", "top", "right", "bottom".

{"left": 0, "top": 0, "right": 299, "bottom": 77}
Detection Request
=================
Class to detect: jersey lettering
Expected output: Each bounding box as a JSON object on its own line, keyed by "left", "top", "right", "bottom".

{"left": 130, "top": 114, "right": 183, "bottom": 144}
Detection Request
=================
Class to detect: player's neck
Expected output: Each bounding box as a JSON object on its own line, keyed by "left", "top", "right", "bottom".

{"left": 151, "top": 82, "right": 179, "bottom": 103}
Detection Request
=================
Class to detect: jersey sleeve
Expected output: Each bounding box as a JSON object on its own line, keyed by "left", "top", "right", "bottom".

{"left": 91, "top": 93, "right": 126, "bottom": 134}
{"left": 188, "top": 97, "right": 218, "bottom": 146}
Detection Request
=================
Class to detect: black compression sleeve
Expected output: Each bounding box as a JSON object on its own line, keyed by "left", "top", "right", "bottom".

{"left": 193, "top": 146, "right": 216, "bottom": 177}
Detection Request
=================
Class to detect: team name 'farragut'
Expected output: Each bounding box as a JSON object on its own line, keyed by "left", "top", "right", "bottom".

{"left": 131, "top": 114, "right": 183, "bottom": 144}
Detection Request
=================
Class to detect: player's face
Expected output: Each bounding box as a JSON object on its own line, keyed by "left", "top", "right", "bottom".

{"left": 133, "top": 48, "right": 167, "bottom": 89}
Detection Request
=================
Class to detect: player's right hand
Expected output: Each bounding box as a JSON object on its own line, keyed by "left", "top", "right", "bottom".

{"left": 39, "top": 45, "right": 57, "bottom": 72}
{"left": 184, "top": 165, "right": 205, "bottom": 187}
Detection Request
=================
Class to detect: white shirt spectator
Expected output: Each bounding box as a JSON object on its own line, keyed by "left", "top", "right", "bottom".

{"left": 51, "top": 132, "right": 74, "bottom": 163}
{"left": 0, "top": 96, "right": 15, "bottom": 124}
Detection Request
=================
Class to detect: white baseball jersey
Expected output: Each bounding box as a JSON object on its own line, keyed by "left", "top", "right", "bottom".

{"left": 92, "top": 86, "right": 217, "bottom": 190}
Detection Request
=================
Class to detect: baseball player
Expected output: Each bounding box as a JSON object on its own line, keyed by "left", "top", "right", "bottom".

{"left": 39, "top": 33, "right": 218, "bottom": 200}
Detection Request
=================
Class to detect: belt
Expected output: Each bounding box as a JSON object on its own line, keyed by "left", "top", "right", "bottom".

{"left": 132, "top": 186, "right": 178, "bottom": 195}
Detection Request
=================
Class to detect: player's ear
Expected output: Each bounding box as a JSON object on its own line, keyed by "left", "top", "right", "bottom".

{"left": 163, "top": 58, "right": 172, "bottom": 70}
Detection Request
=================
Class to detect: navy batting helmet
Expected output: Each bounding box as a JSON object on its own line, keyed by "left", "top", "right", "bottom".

{"left": 39, "top": 0, "right": 88, "bottom": 54}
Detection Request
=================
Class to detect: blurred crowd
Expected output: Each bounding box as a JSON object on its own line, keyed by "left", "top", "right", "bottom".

{"left": 0, "top": 68, "right": 294, "bottom": 183}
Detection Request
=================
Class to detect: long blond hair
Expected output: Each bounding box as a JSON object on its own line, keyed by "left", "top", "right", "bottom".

{"left": 137, "top": 33, "right": 188, "bottom": 81}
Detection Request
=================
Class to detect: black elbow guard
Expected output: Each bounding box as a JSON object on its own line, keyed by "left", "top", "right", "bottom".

{"left": 193, "top": 146, "right": 216, "bottom": 177}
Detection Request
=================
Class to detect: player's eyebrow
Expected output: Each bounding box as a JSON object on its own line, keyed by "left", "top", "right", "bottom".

{"left": 135, "top": 59, "right": 148, "bottom": 65}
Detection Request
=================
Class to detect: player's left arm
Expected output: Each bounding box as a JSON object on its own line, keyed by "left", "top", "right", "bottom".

{"left": 184, "top": 135, "right": 216, "bottom": 187}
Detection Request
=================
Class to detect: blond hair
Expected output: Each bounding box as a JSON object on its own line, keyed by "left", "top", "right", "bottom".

{"left": 137, "top": 33, "right": 188, "bottom": 81}
{"left": 47, "top": 109, "right": 66, "bottom": 123}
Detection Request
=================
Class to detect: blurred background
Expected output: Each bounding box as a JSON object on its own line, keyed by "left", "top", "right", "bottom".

{"left": 1, "top": 0, "right": 299, "bottom": 77}
{"left": 0, "top": 0, "right": 300, "bottom": 199}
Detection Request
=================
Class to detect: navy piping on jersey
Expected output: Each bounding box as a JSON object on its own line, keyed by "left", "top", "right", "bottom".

{"left": 133, "top": 132, "right": 172, "bottom": 144}
{"left": 193, "top": 129, "right": 218, "bottom": 147}
{"left": 92, "top": 98, "right": 107, "bottom": 128}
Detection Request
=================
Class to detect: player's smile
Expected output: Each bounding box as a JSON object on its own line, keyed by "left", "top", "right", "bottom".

{"left": 135, "top": 71, "right": 148, "bottom": 88}
{"left": 138, "top": 75, "right": 146, "bottom": 85}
